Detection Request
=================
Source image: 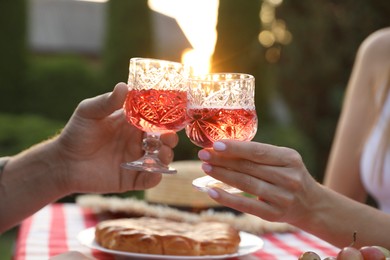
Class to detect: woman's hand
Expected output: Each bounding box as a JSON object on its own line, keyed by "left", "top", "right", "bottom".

{"left": 197, "top": 140, "right": 322, "bottom": 227}
{"left": 54, "top": 82, "right": 179, "bottom": 194}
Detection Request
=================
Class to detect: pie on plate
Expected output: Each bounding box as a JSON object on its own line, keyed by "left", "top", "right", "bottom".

{"left": 94, "top": 217, "right": 240, "bottom": 256}
{"left": 78, "top": 226, "right": 264, "bottom": 259}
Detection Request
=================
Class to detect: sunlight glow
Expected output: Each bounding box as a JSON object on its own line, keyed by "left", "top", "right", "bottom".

{"left": 148, "top": 0, "right": 219, "bottom": 74}
{"left": 181, "top": 48, "right": 211, "bottom": 75}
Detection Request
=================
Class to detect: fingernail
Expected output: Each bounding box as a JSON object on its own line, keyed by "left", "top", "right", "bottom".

{"left": 213, "top": 141, "right": 226, "bottom": 151}
{"left": 198, "top": 150, "right": 211, "bottom": 160}
{"left": 207, "top": 188, "right": 219, "bottom": 199}
{"left": 201, "top": 163, "right": 212, "bottom": 173}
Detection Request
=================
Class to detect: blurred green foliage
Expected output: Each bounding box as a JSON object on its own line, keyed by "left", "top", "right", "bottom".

{"left": 255, "top": 122, "right": 317, "bottom": 175}
{"left": 0, "top": 113, "right": 64, "bottom": 156}
{"left": 0, "top": 0, "right": 27, "bottom": 114}
{"left": 23, "top": 55, "right": 105, "bottom": 120}
{"left": 103, "top": 0, "right": 154, "bottom": 88}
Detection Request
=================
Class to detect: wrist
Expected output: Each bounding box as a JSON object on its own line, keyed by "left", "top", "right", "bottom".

{"left": 43, "top": 137, "right": 73, "bottom": 195}
{"left": 295, "top": 184, "right": 350, "bottom": 240}
{"left": 9, "top": 137, "right": 72, "bottom": 197}
{"left": 292, "top": 182, "right": 330, "bottom": 230}
{"left": 0, "top": 139, "right": 70, "bottom": 231}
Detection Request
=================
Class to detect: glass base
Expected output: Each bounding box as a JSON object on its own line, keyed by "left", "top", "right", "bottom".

{"left": 192, "top": 175, "right": 243, "bottom": 194}
{"left": 121, "top": 157, "right": 177, "bottom": 174}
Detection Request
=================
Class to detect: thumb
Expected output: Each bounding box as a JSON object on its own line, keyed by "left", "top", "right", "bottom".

{"left": 76, "top": 82, "right": 128, "bottom": 119}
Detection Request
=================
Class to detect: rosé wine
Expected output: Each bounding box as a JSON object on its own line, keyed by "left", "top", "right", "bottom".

{"left": 124, "top": 89, "right": 188, "bottom": 132}
{"left": 185, "top": 107, "right": 258, "bottom": 148}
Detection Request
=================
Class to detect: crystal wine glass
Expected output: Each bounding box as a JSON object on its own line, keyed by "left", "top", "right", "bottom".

{"left": 185, "top": 73, "right": 258, "bottom": 193}
{"left": 121, "top": 58, "right": 189, "bottom": 174}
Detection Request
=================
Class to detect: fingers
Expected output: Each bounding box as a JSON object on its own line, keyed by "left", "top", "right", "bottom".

{"left": 159, "top": 144, "right": 175, "bottom": 165}
{"left": 150, "top": 132, "right": 177, "bottom": 165}
{"left": 131, "top": 133, "right": 177, "bottom": 185}
{"left": 120, "top": 171, "right": 163, "bottom": 191}
{"left": 76, "top": 82, "right": 128, "bottom": 119}
{"left": 160, "top": 131, "right": 179, "bottom": 149}
{"left": 140, "top": 172, "right": 163, "bottom": 189}
{"left": 201, "top": 162, "right": 293, "bottom": 206}
{"left": 209, "top": 140, "right": 302, "bottom": 167}
{"left": 197, "top": 141, "right": 304, "bottom": 184}
{"left": 197, "top": 140, "right": 306, "bottom": 206}
{"left": 206, "top": 188, "right": 282, "bottom": 222}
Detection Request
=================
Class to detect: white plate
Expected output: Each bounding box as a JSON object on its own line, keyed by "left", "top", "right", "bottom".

{"left": 192, "top": 176, "right": 243, "bottom": 194}
{"left": 77, "top": 227, "right": 263, "bottom": 260}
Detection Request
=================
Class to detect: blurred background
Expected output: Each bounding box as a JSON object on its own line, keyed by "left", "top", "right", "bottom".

{"left": 0, "top": 0, "right": 389, "bottom": 258}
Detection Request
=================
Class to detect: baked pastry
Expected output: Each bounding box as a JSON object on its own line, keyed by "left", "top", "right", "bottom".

{"left": 95, "top": 217, "right": 241, "bottom": 256}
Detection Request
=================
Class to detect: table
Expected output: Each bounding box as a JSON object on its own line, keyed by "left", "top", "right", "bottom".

{"left": 14, "top": 203, "right": 340, "bottom": 259}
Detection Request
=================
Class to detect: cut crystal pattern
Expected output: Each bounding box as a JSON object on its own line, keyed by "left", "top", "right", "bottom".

{"left": 187, "top": 73, "right": 256, "bottom": 109}
{"left": 129, "top": 59, "right": 188, "bottom": 91}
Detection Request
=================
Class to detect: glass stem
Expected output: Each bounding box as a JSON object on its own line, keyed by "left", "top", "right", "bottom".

{"left": 142, "top": 133, "right": 162, "bottom": 166}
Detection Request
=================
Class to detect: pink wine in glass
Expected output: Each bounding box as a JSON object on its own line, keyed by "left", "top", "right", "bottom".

{"left": 186, "top": 72, "right": 257, "bottom": 193}
{"left": 121, "top": 57, "right": 189, "bottom": 174}
{"left": 186, "top": 107, "right": 258, "bottom": 148}
{"left": 124, "top": 89, "right": 188, "bottom": 133}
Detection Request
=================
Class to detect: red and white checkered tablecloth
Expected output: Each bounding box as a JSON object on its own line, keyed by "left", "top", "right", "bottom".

{"left": 14, "top": 203, "right": 340, "bottom": 260}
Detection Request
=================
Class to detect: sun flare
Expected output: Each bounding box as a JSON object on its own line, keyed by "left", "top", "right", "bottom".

{"left": 148, "top": 0, "right": 219, "bottom": 74}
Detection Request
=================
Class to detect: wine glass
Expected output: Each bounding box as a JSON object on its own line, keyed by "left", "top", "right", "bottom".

{"left": 185, "top": 73, "right": 258, "bottom": 193}
{"left": 121, "top": 58, "right": 189, "bottom": 174}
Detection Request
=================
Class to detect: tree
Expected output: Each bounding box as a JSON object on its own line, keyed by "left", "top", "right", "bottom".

{"left": 0, "top": 0, "right": 27, "bottom": 113}
{"left": 212, "top": 0, "right": 261, "bottom": 75}
{"left": 212, "top": 0, "right": 270, "bottom": 118}
{"left": 103, "top": 0, "right": 154, "bottom": 89}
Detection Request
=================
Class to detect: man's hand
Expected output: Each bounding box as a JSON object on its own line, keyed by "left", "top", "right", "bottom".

{"left": 54, "top": 82, "right": 178, "bottom": 194}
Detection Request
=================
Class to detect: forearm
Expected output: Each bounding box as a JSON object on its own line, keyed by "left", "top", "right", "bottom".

{"left": 0, "top": 137, "right": 68, "bottom": 233}
{"left": 300, "top": 185, "right": 390, "bottom": 248}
